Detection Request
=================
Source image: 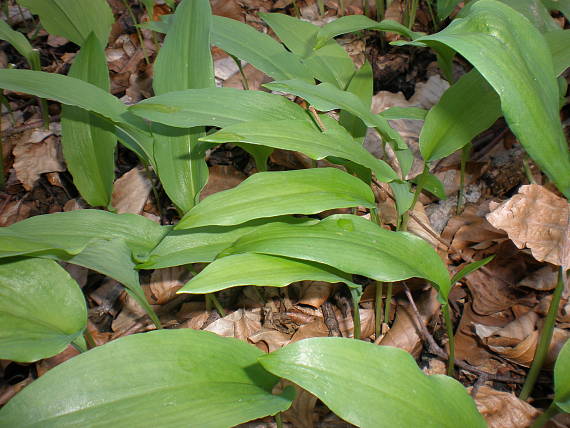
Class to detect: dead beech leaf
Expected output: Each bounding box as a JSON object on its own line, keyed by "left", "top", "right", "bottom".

{"left": 486, "top": 184, "right": 570, "bottom": 269}
{"left": 223, "top": 63, "right": 269, "bottom": 91}
{"left": 146, "top": 266, "right": 190, "bottom": 305}
{"left": 200, "top": 165, "right": 246, "bottom": 200}
{"left": 298, "top": 281, "right": 333, "bottom": 309}
{"left": 111, "top": 166, "right": 152, "bottom": 214}
{"left": 472, "top": 386, "right": 538, "bottom": 428}
{"left": 518, "top": 265, "right": 559, "bottom": 291}
{"left": 204, "top": 308, "right": 261, "bottom": 341}
{"left": 13, "top": 134, "right": 65, "bottom": 190}
{"left": 248, "top": 328, "right": 292, "bottom": 353}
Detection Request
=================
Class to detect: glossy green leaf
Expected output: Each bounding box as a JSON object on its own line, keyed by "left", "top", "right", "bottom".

{"left": 420, "top": 70, "right": 501, "bottom": 162}
{"left": 450, "top": 255, "right": 494, "bottom": 284}
{"left": 390, "top": 181, "right": 415, "bottom": 216}
{"left": 414, "top": 0, "right": 570, "bottom": 198}
{"left": 225, "top": 214, "right": 451, "bottom": 300}
{"left": 152, "top": 0, "right": 213, "bottom": 212}
{"left": 0, "top": 329, "right": 293, "bottom": 428}
{"left": 137, "top": 217, "right": 315, "bottom": 270}
{"left": 259, "top": 338, "right": 486, "bottom": 428}
{"left": 212, "top": 15, "right": 314, "bottom": 82}
{"left": 554, "top": 338, "right": 570, "bottom": 412}
{"left": 0, "top": 258, "right": 87, "bottom": 362}
{"left": 176, "top": 168, "right": 375, "bottom": 229}
{"left": 0, "top": 19, "right": 40, "bottom": 69}
{"left": 340, "top": 61, "right": 373, "bottom": 143}
{"left": 413, "top": 172, "right": 447, "bottom": 200}
{"left": 61, "top": 33, "right": 115, "bottom": 208}
{"left": 479, "top": 0, "right": 560, "bottom": 33}
{"left": 17, "top": 0, "right": 114, "bottom": 46}
{"left": 129, "top": 87, "right": 309, "bottom": 128}
{"left": 380, "top": 106, "right": 427, "bottom": 120}
{"left": 546, "top": 30, "right": 570, "bottom": 76}
{"left": 314, "top": 16, "right": 419, "bottom": 49}
{"left": 438, "top": 0, "right": 463, "bottom": 19}
{"left": 180, "top": 253, "right": 359, "bottom": 294}
{"left": 200, "top": 117, "right": 398, "bottom": 183}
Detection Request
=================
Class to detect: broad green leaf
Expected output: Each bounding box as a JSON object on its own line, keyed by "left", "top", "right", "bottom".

{"left": 546, "top": 30, "right": 570, "bottom": 77}
{"left": 0, "top": 19, "right": 40, "bottom": 70}
{"left": 152, "top": 0, "right": 213, "bottom": 212}
{"left": 129, "top": 87, "right": 309, "bottom": 128}
{"left": 554, "top": 338, "right": 570, "bottom": 412}
{"left": 263, "top": 79, "right": 413, "bottom": 175}
{"left": 176, "top": 168, "right": 375, "bottom": 229}
{"left": 380, "top": 106, "right": 427, "bottom": 120}
{"left": 340, "top": 61, "right": 373, "bottom": 143}
{"left": 0, "top": 329, "right": 293, "bottom": 428}
{"left": 0, "top": 258, "right": 87, "bottom": 362}
{"left": 420, "top": 70, "right": 501, "bottom": 162}
{"left": 225, "top": 214, "right": 451, "bottom": 300}
{"left": 260, "top": 13, "right": 354, "bottom": 89}
{"left": 390, "top": 181, "right": 415, "bottom": 216}
{"left": 542, "top": 0, "right": 570, "bottom": 19}
{"left": 314, "top": 16, "right": 419, "bottom": 49}
{"left": 259, "top": 338, "right": 486, "bottom": 428}
{"left": 438, "top": 0, "right": 463, "bottom": 19}
{"left": 200, "top": 118, "right": 398, "bottom": 183}
{"left": 413, "top": 172, "right": 447, "bottom": 200}
{"left": 179, "top": 253, "right": 359, "bottom": 294}
{"left": 414, "top": 0, "right": 570, "bottom": 198}
{"left": 17, "top": 0, "right": 114, "bottom": 47}
{"left": 212, "top": 15, "right": 314, "bottom": 83}
{"left": 450, "top": 256, "right": 494, "bottom": 285}
{"left": 136, "top": 217, "right": 315, "bottom": 270}
{"left": 61, "top": 33, "right": 115, "bottom": 208}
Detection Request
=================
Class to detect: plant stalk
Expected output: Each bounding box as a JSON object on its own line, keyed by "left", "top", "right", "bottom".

{"left": 375, "top": 281, "right": 384, "bottom": 338}
{"left": 529, "top": 403, "right": 561, "bottom": 428}
{"left": 363, "top": 0, "right": 369, "bottom": 16}
{"left": 317, "top": 0, "right": 325, "bottom": 16}
{"left": 406, "top": 0, "right": 419, "bottom": 29}
{"left": 231, "top": 55, "right": 249, "bottom": 91}
{"left": 442, "top": 303, "right": 455, "bottom": 376}
{"left": 400, "top": 163, "right": 429, "bottom": 231}
{"left": 457, "top": 142, "right": 471, "bottom": 215}
{"left": 376, "top": 0, "right": 385, "bottom": 20}
{"left": 122, "top": 0, "right": 151, "bottom": 65}
{"left": 275, "top": 412, "right": 283, "bottom": 428}
{"left": 350, "top": 287, "right": 362, "bottom": 340}
{"left": 384, "top": 282, "right": 392, "bottom": 325}
{"left": 207, "top": 293, "right": 227, "bottom": 318}
{"left": 520, "top": 267, "right": 566, "bottom": 400}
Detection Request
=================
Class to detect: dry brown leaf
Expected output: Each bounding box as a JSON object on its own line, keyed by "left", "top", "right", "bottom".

{"left": 486, "top": 184, "right": 570, "bottom": 269}
{"left": 298, "top": 281, "right": 333, "bottom": 309}
{"left": 12, "top": 134, "right": 65, "bottom": 190}
{"left": 146, "top": 266, "right": 190, "bottom": 305}
{"left": 223, "top": 63, "right": 269, "bottom": 91}
{"left": 0, "top": 199, "right": 33, "bottom": 227}
{"left": 472, "top": 386, "right": 539, "bottom": 428}
{"left": 111, "top": 166, "right": 152, "bottom": 214}
{"left": 278, "top": 381, "right": 318, "bottom": 428}
{"left": 200, "top": 165, "right": 246, "bottom": 200}
{"left": 517, "top": 264, "right": 559, "bottom": 291}
{"left": 248, "top": 328, "right": 292, "bottom": 353}
{"left": 204, "top": 308, "right": 261, "bottom": 341}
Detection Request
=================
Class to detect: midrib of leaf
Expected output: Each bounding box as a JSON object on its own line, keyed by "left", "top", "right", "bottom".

{"left": 53, "top": 0, "right": 85, "bottom": 45}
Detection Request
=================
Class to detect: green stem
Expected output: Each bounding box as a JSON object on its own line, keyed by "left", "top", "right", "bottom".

{"left": 457, "top": 142, "right": 471, "bottom": 215}
{"left": 523, "top": 157, "right": 536, "bottom": 184}
{"left": 292, "top": 1, "right": 301, "bottom": 17}
{"left": 363, "top": 0, "right": 369, "bottom": 16}
{"left": 353, "top": 292, "right": 362, "bottom": 340}
{"left": 122, "top": 0, "right": 150, "bottom": 65}
{"left": 520, "top": 267, "right": 566, "bottom": 400}
{"left": 84, "top": 329, "right": 97, "bottom": 350}
{"left": 230, "top": 55, "right": 249, "bottom": 91}
{"left": 207, "top": 293, "right": 227, "bottom": 318}
{"left": 317, "top": 0, "right": 325, "bottom": 16}
{"left": 442, "top": 303, "right": 455, "bottom": 376}
{"left": 375, "top": 281, "right": 384, "bottom": 338}
{"left": 275, "top": 413, "right": 283, "bottom": 428}
{"left": 406, "top": 0, "right": 419, "bottom": 29}
{"left": 142, "top": 161, "right": 163, "bottom": 219}
{"left": 376, "top": 0, "right": 385, "bottom": 20}
{"left": 339, "top": 0, "right": 345, "bottom": 15}
{"left": 71, "top": 335, "right": 88, "bottom": 353}
{"left": 400, "top": 163, "right": 429, "bottom": 231}
{"left": 384, "top": 282, "right": 392, "bottom": 325}
{"left": 0, "top": 93, "right": 4, "bottom": 190}
{"left": 529, "top": 403, "right": 561, "bottom": 428}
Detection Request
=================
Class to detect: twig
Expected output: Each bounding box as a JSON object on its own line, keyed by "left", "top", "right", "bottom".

{"left": 322, "top": 301, "right": 343, "bottom": 337}
{"left": 402, "top": 283, "right": 525, "bottom": 384}
{"left": 309, "top": 106, "right": 327, "bottom": 132}
{"left": 0, "top": 115, "right": 60, "bottom": 138}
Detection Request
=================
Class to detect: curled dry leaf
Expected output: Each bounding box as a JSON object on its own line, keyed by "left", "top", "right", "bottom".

{"left": 472, "top": 386, "right": 538, "bottom": 428}
{"left": 297, "top": 281, "right": 334, "bottom": 309}
{"left": 146, "top": 266, "right": 190, "bottom": 305}
{"left": 111, "top": 166, "right": 152, "bottom": 214}
{"left": 517, "top": 264, "right": 559, "bottom": 291}
{"left": 486, "top": 184, "right": 570, "bottom": 269}
{"left": 199, "top": 165, "right": 246, "bottom": 200}
{"left": 12, "top": 134, "right": 65, "bottom": 190}
{"left": 248, "top": 328, "right": 292, "bottom": 353}
{"left": 204, "top": 308, "right": 261, "bottom": 342}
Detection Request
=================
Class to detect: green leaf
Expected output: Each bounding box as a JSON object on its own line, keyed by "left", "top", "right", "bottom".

{"left": 200, "top": 117, "right": 398, "bottom": 183}
{"left": 413, "top": 172, "right": 447, "bottom": 200}
{"left": 263, "top": 79, "right": 412, "bottom": 175}
{"left": 0, "top": 258, "right": 87, "bottom": 362}
{"left": 0, "top": 19, "right": 40, "bottom": 70}
{"left": 380, "top": 106, "right": 428, "bottom": 120}
{"left": 17, "top": 0, "right": 114, "bottom": 47}
{"left": 438, "top": 0, "right": 463, "bottom": 20}
{"left": 179, "top": 253, "right": 359, "bottom": 294}
{"left": 225, "top": 214, "right": 451, "bottom": 300}
{"left": 420, "top": 70, "right": 501, "bottom": 162}
{"left": 414, "top": 0, "right": 570, "bottom": 198}
{"left": 61, "top": 33, "right": 116, "bottom": 208}
{"left": 129, "top": 87, "right": 309, "bottom": 128}
{"left": 152, "top": 0, "right": 214, "bottom": 212}
{"left": 212, "top": 15, "right": 314, "bottom": 83}
{"left": 554, "top": 338, "right": 570, "bottom": 412}
{"left": 542, "top": 0, "right": 570, "bottom": 20}
{"left": 450, "top": 255, "right": 494, "bottom": 284}
{"left": 483, "top": 0, "right": 560, "bottom": 33}
{"left": 259, "top": 338, "right": 486, "bottom": 428}
{"left": 260, "top": 12, "right": 355, "bottom": 89}
{"left": 176, "top": 168, "right": 375, "bottom": 229}
{"left": 314, "top": 16, "right": 419, "bottom": 49}
{"left": 390, "top": 181, "right": 415, "bottom": 216}
{"left": 0, "top": 329, "right": 293, "bottom": 427}
{"left": 137, "top": 217, "right": 315, "bottom": 270}
{"left": 340, "top": 61, "right": 373, "bottom": 143}
{"left": 546, "top": 30, "right": 570, "bottom": 77}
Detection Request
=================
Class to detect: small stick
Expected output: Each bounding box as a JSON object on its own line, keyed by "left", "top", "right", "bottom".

{"left": 322, "top": 301, "right": 342, "bottom": 337}
{"left": 309, "top": 106, "right": 327, "bottom": 132}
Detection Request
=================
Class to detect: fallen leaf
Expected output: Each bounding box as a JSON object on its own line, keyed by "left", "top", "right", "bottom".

{"left": 486, "top": 184, "right": 570, "bottom": 269}
{"left": 146, "top": 266, "right": 190, "bottom": 305}
{"left": 199, "top": 165, "right": 246, "bottom": 200}
{"left": 298, "top": 281, "right": 334, "bottom": 309}
{"left": 111, "top": 166, "right": 152, "bottom": 214}
{"left": 12, "top": 134, "right": 65, "bottom": 190}
{"left": 204, "top": 308, "right": 261, "bottom": 341}
{"left": 248, "top": 328, "right": 292, "bottom": 353}
{"left": 472, "top": 385, "right": 538, "bottom": 428}
{"left": 518, "top": 264, "right": 559, "bottom": 291}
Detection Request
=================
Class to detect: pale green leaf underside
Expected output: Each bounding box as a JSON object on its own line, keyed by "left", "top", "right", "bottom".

{"left": 259, "top": 338, "right": 487, "bottom": 428}
{"left": 0, "top": 329, "right": 293, "bottom": 428}
{"left": 0, "top": 258, "right": 87, "bottom": 362}
{"left": 554, "top": 339, "right": 570, "bottom": 412}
